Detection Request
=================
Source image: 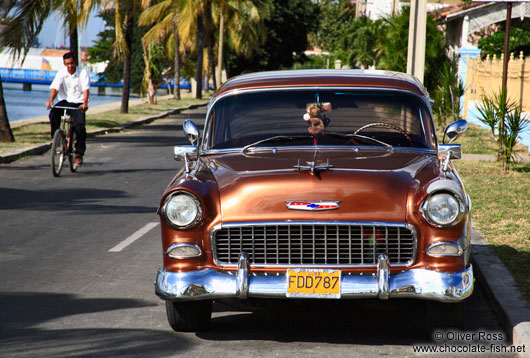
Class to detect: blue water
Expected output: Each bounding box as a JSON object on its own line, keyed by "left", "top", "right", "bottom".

{"left": 2, "top": 82, "right": 124, "bottom": 122}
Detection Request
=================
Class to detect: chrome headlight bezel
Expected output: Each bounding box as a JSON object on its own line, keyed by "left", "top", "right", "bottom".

{"left": 421, "top": 192, "right": 466, "bottom": 228}
{"left": 161, "top": 191, "right": 202, "bottom": 229}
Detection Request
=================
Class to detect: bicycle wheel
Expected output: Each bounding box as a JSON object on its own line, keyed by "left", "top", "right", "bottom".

{"left": 51, "top": 130, "right": 66, "bottom": 177}
{"left": 68, "top": 130, "right": 78, "bottom": 172}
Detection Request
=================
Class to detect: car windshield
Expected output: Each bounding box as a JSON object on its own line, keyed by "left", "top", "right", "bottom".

{"left": 205, "top": 89, "right": 433, "bottom": 150}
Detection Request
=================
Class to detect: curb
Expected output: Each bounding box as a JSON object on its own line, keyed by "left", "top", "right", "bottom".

{"left": 0, "top": 102, "right": 208, "bottom": 164}
{"left": 471, "top": 228, "right": 530, "bottom": 357}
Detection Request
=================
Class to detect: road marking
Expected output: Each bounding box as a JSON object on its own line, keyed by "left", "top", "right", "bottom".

{"left": 109, "top": 222, "right": 159, "bottom": 252}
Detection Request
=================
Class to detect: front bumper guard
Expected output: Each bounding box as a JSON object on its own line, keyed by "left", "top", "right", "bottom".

{"left": 155, "top": 254, "right": 474, "bottom": 303}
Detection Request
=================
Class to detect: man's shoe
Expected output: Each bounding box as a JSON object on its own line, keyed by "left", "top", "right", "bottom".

{"left": 75, "top": 155, "right": 83, "bottom": 165}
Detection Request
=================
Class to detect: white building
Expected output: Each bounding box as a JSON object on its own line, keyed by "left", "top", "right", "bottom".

{"left": 356, "top": 0, "right": 463, "bottom": 20}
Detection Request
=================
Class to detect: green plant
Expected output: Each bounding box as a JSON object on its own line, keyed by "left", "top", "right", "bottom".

{"left": 432, "top": 59, "right": 464, "bottom": 128}
{"left": 476, "top": 88, "right": 529, "bottom": 171}
{"left": 502, "top": 106, "right": 530, "bottom": 169}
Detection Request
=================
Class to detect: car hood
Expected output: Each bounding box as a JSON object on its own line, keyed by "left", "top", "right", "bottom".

{"left": 201, "top": 149, "right": 437, "bottom": 223}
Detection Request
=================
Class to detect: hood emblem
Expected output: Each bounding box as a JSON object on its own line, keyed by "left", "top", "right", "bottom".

{"left": 286, "top": 201, "right": 340, "bottom": 211}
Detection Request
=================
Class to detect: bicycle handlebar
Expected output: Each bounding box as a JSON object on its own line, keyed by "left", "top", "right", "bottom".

{"left": 50, "top": 105, "right": 83, "bottom": 110}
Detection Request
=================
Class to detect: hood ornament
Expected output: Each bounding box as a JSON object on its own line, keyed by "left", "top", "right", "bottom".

{"left": 294, "top": 150, "right": 333, "bottom": 175}
{"left": 286, "top": 201, "right": 340, "bottom": 211}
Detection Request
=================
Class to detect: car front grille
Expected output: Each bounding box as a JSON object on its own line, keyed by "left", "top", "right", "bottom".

{"left": 212, "top": 223, "right": 416, "bottom": 266}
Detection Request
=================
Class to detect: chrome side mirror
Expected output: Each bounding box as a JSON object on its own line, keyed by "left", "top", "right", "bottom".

{"left": 174, "top": 146, "right": 198, "bottom": 162}
{"left": 443, "top": 119, "right": 467, "bottom": 144}
{"left": 438, "top": 144, "right": 462, "bottom": 172}
{"left": 183, "top": 119, "right": 200, "bottom": 146}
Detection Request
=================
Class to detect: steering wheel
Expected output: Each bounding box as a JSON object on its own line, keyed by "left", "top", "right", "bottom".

{"left": 354, "top": 122, "right": 413, "bottom": 146}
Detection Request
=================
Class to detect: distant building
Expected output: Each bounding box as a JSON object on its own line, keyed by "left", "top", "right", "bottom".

{"left": 0, "top": 47, "right": 107, "bottom": 74}
{"left": 355, "top": 0, "right": 463, "bottom": 20}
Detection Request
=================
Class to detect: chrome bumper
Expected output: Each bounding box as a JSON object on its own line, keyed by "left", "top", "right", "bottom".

{"left": 155, "top": 254, "right": 474, "bottom": 303}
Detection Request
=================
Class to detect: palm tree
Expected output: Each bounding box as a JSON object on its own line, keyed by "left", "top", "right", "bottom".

{"left": 214, "top": 0, "right": 270, "bottom": 85}
{"left": 0, "top": 0, "right": 18, "bottom": 142}
{"left": 82, "top": 0, "right": 143, "bottom": 113}
{"left": 1, "top": 0, "right": 88, "bottom": 65}
{"left": 139, "top": 0, "right": 184, "bottom": 100}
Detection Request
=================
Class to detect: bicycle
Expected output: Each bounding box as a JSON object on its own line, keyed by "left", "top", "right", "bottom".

{"left": 50, "top": 105, "right": 82, "bottom": 177}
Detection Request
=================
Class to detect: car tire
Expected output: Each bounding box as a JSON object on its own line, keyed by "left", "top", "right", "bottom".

{"left": 426, "top": 301, "right": 465, "bottom": 333}
{"left": 165, "top": 300, "right": 213, "bottom": 332}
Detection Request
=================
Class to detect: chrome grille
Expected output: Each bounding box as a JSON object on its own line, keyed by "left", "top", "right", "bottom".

{"left": 212, "top": 223, "right": 416, "bottom": 266}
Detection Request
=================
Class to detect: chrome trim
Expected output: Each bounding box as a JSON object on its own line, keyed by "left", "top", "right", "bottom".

{"left": 202, "top": 146, "right": 437, "bottom": 156}
{"left": 425, "top": 241, "right": 463, "bottom": 257}
{"left": 166, "top": 243, "right": 203, "bottom": 259}
{"left": 155, "top": 264, "right": 474, "bottom": 303}
{"left": 161, "top": 191, "right": 203, "bottom": 230}
{"left": 377, "top": 254, "right": 390, "bottom": 299}
{"left": 203, "top": 86, "right": 435, "bottom": 152}
{"left": 236, "top": 252, "right": 249, "bottom": 298}
{"left": 420, "top": 192, "right": 466, "bottom": 228}
{"left": 285, "top": 201, "right": 340, "bottom": 211}
{"left": 210, "top": 221, "right": 418, "bottom": 268}
{"left": 183, "top": 119, "right": 200, "bottom": 146}
{"left": 174, "top": 145, "right": 198, "bottom": 161}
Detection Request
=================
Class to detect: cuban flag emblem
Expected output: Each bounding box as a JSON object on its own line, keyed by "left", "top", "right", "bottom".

{"left": 286, "top": 201, "right": 340, "bottom": 211}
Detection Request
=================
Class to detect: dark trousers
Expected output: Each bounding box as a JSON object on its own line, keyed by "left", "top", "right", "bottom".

{"left": 49, "top": 100, "right": 87, "bottom": 156}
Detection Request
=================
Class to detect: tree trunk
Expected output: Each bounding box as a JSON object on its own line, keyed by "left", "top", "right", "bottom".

{"left": 204, "top": 0, "right": 215, "bottom": 92}
{"left": 173, "top": 14, "right": 180, "bottom": 100}
{"left": 0, "top": 76, "right": 15, "bottom": 142}
{"left": 216, "top": 5, "right": 224, "bottom": 86}
{"left": 121, "top": 8, "right": 134, "bottom": 114}
{"left": 195, "top": 12, "right": 204, "bottom": 99}
{"left": 69, "top": 24, "right": 79, "bottom": 65}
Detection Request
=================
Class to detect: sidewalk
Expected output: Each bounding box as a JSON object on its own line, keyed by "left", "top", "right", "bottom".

{"left": 463, "top": 153, "right": 530, "bottom": 163}
{"left": 0, "top": 93, "right": 207, "bottom": 164}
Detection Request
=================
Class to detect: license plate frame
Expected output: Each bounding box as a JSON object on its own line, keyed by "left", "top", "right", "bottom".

{"left": 286, "top": 268, "right": 341, "bottom": 298}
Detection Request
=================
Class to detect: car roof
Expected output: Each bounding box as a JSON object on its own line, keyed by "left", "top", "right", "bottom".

{"left": 214, "top": 69, "right": 429, "bottom": 99}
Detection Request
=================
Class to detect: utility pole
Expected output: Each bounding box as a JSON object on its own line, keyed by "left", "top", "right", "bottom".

{"left": 406, "top": 0, "right": 427, "bottom": 84}
{"left": 391, "top": 0, "right": 400, "bottom": 16}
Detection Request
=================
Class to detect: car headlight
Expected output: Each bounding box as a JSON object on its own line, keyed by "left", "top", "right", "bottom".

{"left": 162, "top": 192, "right": 202, "bottom": 229}
{"left": 422, "top": 192, "right": 464, "bottom": 227}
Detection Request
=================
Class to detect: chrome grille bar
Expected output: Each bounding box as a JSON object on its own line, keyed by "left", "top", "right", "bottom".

{"left": 212, "top": 222, "right": 417, "bottom": 267}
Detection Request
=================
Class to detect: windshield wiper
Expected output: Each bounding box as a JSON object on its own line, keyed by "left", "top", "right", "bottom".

{"left": 242, "top": 135, "right": 310, "bottom": 153}
{"left": 322, "top": 132, "right": 392, "bottom": 149}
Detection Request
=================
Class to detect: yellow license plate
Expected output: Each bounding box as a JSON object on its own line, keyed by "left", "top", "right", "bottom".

{"left": 287, "top": 269, "right": 341, "bottom": 298}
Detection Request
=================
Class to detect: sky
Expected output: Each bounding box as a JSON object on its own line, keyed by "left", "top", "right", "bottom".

{"left": 37, "top": 12, "right": 106, "bottom": 49}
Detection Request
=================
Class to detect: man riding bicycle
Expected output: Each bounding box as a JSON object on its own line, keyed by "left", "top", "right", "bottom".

{"left": 46, "top": 52, "right": 90, "bottom": 166}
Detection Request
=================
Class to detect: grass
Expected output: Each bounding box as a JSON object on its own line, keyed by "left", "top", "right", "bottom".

{"left": 438, "top": 123, "right": 529, "bottom": 156}
{"left": 0, "top": 96, "right": 208, "bottom": 155}
{"left": 455, "top": 160, "right": 530, "bottom": 302}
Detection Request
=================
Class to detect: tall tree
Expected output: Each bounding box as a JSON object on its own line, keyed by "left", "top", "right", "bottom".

{"left": 0, "top": 78, "right": 14, "bottom": 143}
{"left": 224, "top": 0, "right": 317, "bottom": 76}
{"left": 195, "top": 11, "right": 204, "bottom": 99}
{"left": 83, "top": 0, "right": 143, "bottom": 113}
{"left": 0, "top": 0, "right": 18, "bottom": 142}
{"left": 139, "top": 0, "right": 184, "bottom": 100}
{"left": 1, "top": 0, "right": 88, "bottom": 65}
{"left": 215, "top": 0, "right": 271, "bottom": 85}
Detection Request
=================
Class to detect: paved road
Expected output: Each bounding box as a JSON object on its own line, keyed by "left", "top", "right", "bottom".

{"left": 0, "top": 109, "right": 512, "bottom": 357}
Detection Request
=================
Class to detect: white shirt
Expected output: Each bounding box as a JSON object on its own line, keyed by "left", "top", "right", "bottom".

{"left": 50, "top": 67, "right": 90, "bottom": 103}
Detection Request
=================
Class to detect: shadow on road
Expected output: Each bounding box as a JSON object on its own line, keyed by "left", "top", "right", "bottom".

{"left": 0, "top": 187, "right": 154, "bottom": 214}
{"left": 0, "top": 292, "right": 190, "bottom": 358}
{"left": 198, "top": 282, "right": 506, "bottom": 346}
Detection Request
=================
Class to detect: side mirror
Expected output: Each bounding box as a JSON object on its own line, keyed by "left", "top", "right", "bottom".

{"left": 174, "top": 146, "right": 198, "bottom": 162}
{"left": 443, "top": 119, "right": 467, "bottom": 144}
{"left": 183, "top": 119, "right": 200, "bottom": 146}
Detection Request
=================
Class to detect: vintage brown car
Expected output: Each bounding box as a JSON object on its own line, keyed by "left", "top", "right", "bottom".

{"left": 155, "top": 70, "right": 473, "bottom": 331}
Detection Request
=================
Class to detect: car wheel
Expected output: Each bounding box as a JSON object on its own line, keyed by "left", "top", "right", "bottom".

{"left": 165, "top": 300, "right": 213, "bottom": 332}
{"left": 426, "top": 301, "right": 465, "bottom": 333}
